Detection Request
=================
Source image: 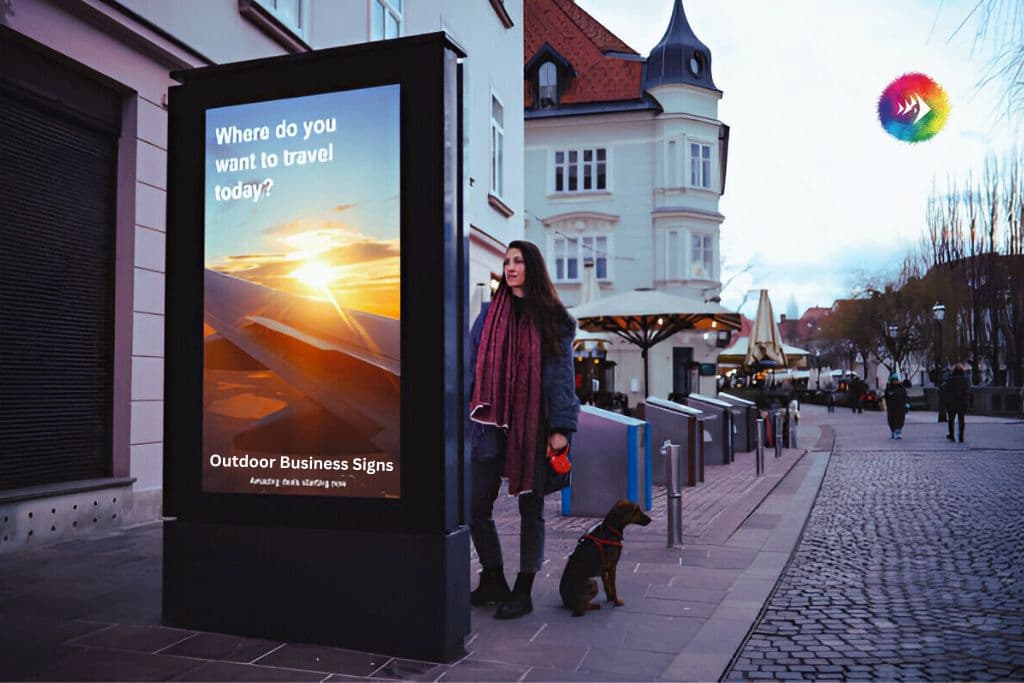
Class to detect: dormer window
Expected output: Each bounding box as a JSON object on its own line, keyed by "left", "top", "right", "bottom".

{"left": 539, "top": 62, "right": 558, "bottom": 108}
{"left": 525, "top": 43, "right": 574, "bottom": 111}
{"left": 689, "top": 52, "right": 705, "bottom": 77}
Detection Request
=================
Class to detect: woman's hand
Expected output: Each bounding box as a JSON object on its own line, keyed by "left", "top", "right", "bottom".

{"left": 548, "top": 432, "right": 568, "bottom": 452}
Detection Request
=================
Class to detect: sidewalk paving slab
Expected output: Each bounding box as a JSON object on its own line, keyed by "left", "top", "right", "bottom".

{"left": 0, "top": 410, "right": 849, "bottom": 682}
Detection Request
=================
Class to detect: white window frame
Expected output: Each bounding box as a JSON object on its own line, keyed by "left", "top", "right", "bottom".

{"left": 550, "top": 233, "right": 614, "bottom": 283}
{"left": 665, "top": 229, "right": 682, "bottom": 280}
{"left": 689, "top": 141, "right": 713, "bottom": 190}
{"left": 690, "top": 233, "right": 714, "bottom": 279}
{"left": 370, "top": 0, "right": 403, "bottom": 41}
{"left": 490, "top": 91, "right": 505, "bottom": 198}
{"left": 552, "top": 147, "right": 609, "bottom": 194}
{"left": 253, "top": 0, "right": 310, "bottom": 41}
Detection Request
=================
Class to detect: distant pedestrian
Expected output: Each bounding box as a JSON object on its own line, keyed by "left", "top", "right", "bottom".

{"left": 849, "top": 378, "right": 866, "bottom": 413}
{"left": 883, "top": 373, "right": 908, "bottom": 439}
{"left": 945, "top": 364, "right": 970, "bottom": 443}
{"left": 826, "top": 391, "right": 835, "bottom": 413}
{"left": 788, "top": 397, "right": 800, "bottom": 447}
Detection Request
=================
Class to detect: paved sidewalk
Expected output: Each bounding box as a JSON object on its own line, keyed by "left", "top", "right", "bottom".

{"left": 725, "top": 408, "right": 1024, "bottom": 681}
{"left": 0, "top": 414, "right": 830, "bottom": 682}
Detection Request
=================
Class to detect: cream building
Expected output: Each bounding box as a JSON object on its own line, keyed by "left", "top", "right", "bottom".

{"left": 524, "top": 0, "right": 733, "bottom": 402}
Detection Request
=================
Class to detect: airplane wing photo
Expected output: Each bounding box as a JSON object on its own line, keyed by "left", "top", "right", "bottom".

{"left": 204, "top": 268, "right": 400, "bottom": 456}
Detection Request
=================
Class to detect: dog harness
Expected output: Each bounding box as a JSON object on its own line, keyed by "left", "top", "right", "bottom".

{"left": 583, "top": 525, "right": 623, "bottom": 565}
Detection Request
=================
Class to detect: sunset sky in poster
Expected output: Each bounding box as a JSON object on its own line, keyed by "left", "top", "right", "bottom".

{"left": 204, "top": 85, "right": 400, "bottom": 318}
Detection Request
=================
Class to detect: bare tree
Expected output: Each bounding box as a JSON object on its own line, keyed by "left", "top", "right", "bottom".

{"left": 946, "top": 0, "right": 1024, "bottom": 118}
{"left": 921, "top": 149, "right": 1024, "bottom": 385}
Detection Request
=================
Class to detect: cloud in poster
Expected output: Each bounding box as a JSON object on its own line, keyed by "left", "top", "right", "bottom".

{"left": 210, "top": 218, "right": 401, "bottom": 318}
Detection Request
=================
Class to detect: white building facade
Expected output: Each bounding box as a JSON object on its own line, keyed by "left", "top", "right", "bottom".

{"left": 0, "top": 0, "right": 522, "bottom": 551}
{"left": 524, "top": 0, "right": 731, "bottom": 403}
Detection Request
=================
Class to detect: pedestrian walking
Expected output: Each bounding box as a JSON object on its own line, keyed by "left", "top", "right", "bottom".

{"left": 467, "top": 240, "right": 580, "bottom": 619}
{"left": 945, "top": 364, "right": 970, "bottom": 443}
{"left": 882, "top": 373, "right": 908, "bottom": 439}
{"left": 826, "top": 391, "right": 835, "bottom": 413}
{"left": 788, "top": 396, "right": 800, "bottom": 448}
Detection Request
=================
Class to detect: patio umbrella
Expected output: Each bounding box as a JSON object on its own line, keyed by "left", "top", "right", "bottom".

{"left": 743, "top": 290, "right": 788, "bottom": 371}
{"left": 717, "top": 337, "right": 808, "bottom": 369}
{"left": 571, "top": 287, "right": 740, "bottom": 398}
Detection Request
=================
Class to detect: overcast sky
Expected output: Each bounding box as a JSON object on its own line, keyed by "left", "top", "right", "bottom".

{"left": 578, "top": 0, "right": 1019, "bottom": 318}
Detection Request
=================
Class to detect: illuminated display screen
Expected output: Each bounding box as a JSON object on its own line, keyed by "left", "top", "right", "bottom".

{"left": 201, "top": 85, "right": 401, "bottom": 498}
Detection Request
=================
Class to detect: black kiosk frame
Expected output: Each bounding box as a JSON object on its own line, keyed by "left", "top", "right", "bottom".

{"left": 163, "top": 34, "right": 468, "bottom": 662}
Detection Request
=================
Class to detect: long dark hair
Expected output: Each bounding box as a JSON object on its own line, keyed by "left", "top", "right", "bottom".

{"left": 501, "top": 240, "right": 573, "bottom": 357}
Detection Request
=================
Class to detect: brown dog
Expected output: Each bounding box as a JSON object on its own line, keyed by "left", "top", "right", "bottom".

{"left": 559, "top": 499, "right": 652, "bottom": 616}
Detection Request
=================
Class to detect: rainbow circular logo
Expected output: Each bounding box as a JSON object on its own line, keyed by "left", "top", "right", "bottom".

{"left": 877, "top": 73, "right": 950, "bottom": 143}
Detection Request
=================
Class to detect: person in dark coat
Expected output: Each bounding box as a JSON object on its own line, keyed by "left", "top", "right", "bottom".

{"left": 467, "top": 240, "right": 580, "bottom": 619}
{"left": 945, "top": 364, "right": 970, "bottom": 442}
{"left": 826, "top": 390, "right": 835, "bottom": 413}
{"left": 849, "top": 378, "right": 866, "bottom": 413}
{"left": 883, "top": 373, "right": 909, "bottom": 439}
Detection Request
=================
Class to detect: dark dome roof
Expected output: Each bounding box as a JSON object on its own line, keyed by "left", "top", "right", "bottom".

{"left": 644, "top": 0, "right": 719, "bottom": 93}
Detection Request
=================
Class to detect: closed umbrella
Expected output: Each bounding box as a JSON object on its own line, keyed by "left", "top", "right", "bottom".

{"left": 571, "top": 287, "right": 740, "bottom": 398}
{"left": 718, "top": 337, "right": 808, "bottom": 369}
{"left": 744, "top": 290, "right": 788, "bottom": 371}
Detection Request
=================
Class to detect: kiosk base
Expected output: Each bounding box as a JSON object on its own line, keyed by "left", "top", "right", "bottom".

{"left": 163, "top": 520, "right": 470, "bottom": 662}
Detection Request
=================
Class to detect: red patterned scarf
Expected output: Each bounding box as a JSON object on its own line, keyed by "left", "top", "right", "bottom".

{"left": 470, "top": 286, "right": 543, "bottom": 496}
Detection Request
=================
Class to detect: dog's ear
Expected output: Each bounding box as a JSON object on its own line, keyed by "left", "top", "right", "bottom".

{"left": 607, "top": 499, "right": 636, "bottom": 529}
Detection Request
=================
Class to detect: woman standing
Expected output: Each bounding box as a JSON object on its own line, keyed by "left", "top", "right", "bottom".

{"left": 883, "top": 373, "right": 908, "bottom": 439}
{"left": 467, "top": 240, "right": 580, "bottom": 619}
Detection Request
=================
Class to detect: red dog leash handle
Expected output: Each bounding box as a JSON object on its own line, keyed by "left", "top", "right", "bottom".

{"left": 547, "top": 444, "right": 571, "bottom": 474}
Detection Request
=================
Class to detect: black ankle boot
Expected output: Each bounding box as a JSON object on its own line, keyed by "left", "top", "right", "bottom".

{"left": 495, "top": 572, "right": 534, "bottom": 619}
{"left": 470, "top": 566, "right": 511, "bottom": 606}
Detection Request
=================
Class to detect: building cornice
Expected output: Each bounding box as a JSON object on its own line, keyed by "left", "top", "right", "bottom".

{"left": 655, "top": 111, "right": 723, "bottom": 127}
{"left": 526, "top": 96, "right": 660, "bottom": 120}
{"left": 525, "top": 109, "right": 659, "bottom": 130}
{"left": 74, "top": 0, "right": 214, "bottom": 68}
{"left": 469, "top": 224, "right": 508, "bottom": 255}
{"left": 647, "top": 81, "right": 723, "bottom": 99}
{"left": 651, "top": 208, "right": 725, "bottom": 223}
{"left": 540, "top": 211, "right": 620, "bottom": 227}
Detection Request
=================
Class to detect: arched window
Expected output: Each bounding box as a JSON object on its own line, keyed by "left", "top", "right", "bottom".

{"left": 539, "top": 62, "right": 558, "bottom": 108}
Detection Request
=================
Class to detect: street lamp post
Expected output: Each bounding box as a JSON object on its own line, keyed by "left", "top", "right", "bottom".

{"left": 887, "top": 324, "right": 900, "bottom": 378}
{"left": 933, "top": 302, "right": 946, "bottom": 422}
{"left": 815, "top": 349, "right": 821, "bottom": 389}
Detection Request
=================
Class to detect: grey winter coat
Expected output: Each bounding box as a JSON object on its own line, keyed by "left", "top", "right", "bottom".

{"left": 466, "top": 301, "right": 580, "bottom": 463}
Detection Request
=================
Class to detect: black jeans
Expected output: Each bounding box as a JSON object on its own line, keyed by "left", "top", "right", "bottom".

{"left": 947, "top": 410, "right": 966, "bottom": 441}
{"left": 469, "top": 455, "right": 546, "bottom": 574}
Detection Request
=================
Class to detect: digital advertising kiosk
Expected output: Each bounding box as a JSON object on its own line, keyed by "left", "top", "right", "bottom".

{"left": 163, "top": 34, "right": 469, "bottom": 661}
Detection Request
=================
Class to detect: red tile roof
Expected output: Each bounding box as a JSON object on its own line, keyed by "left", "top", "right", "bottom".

{"left": 524, "top": 0, "right": 644, "bottom": 108}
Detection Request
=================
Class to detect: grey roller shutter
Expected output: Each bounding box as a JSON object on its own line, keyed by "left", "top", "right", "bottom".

{"left": 0, "top": 84, "right": 117, "bottom": 491}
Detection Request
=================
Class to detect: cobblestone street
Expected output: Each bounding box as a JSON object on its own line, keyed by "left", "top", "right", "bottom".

{"left": 726, "top": 410, "right": 1024, "bottom": 681}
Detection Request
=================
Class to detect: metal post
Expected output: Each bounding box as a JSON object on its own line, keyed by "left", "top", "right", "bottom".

{"left": 936, "top": 318, "right": 946, "bottom": 422}
{"left": 663, "top": 440, "right": 683, "bottom": 548}
{"left": 774, "top": 412, "right": 782, "bottom": 458}
{"left": 755, "top": 418, "right": 765, "bottom": 476}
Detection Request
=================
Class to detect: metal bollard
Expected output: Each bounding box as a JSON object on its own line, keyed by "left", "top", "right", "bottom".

{"left": 662, "top": 440, "right": 684, "bottom": 548}
{"left": 774, "top": 412, "right": 782, "bottom": 459}
{"left": 755, "top": 418, "right": 765, "bottom": 476}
